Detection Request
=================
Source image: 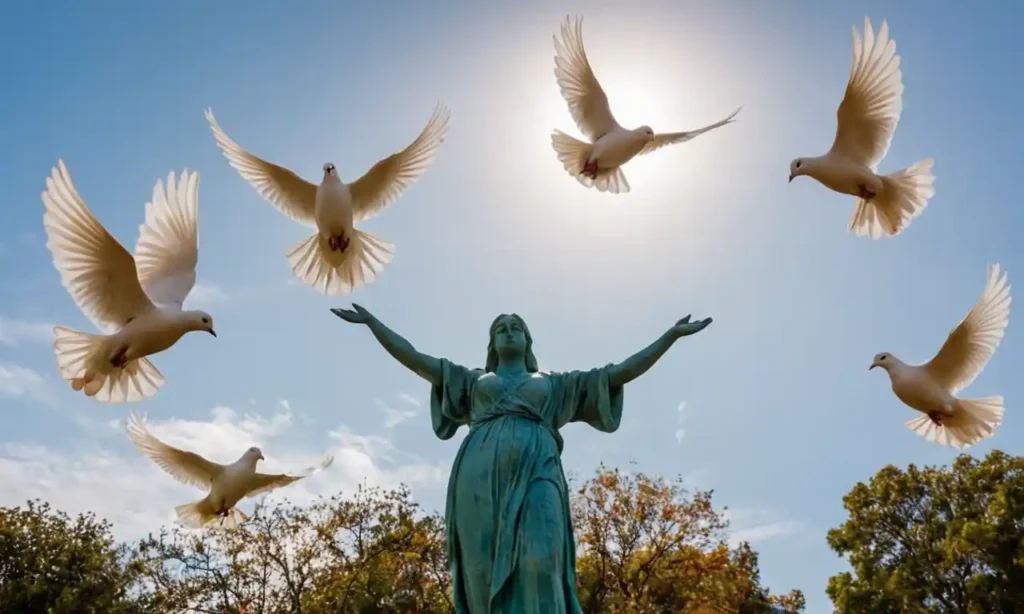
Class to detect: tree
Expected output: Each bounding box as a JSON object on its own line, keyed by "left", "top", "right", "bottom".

{"left": 133, "top": 484, "right": 450, "bottom": 613}
{"left": 3, "top": 465, "right": 802, "bottom": 612}
{"left": 827, "top": 450, "right": 1024, "bottom": 613}
{"left": 0, "top": 500, "right": 141, "bottom": 614}
{"left": 571, "top": 465, "right": 804, "bottom": 613}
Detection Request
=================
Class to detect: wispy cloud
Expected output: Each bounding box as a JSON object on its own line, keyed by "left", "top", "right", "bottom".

{"left": 0, "top": 442, "right": 175, "bottom": 540}
{"left": 0, "top": 400, "right": 446, "bottom": 541}
{"left": 675, "top": 401, "right": 687, "bottom": 445}
{"left": 133, "top": 402, "right": 295, "bottom": 457}
{"left": 187, "top": 280, "right": 229, "bottom": 309}
{"left": 397, "top": 392, "right": 422, "bottom": 407}
{"left": 0, "top": 363, "right": 48, "bottom": 402}
{"left": 0, "top": 315, "right": 53, "bottom": 346}
{"left": 374, "top": 394, "right": 420, "bottom": 429}
{"left": 725, "top": 507, "right": 803, "bottom": 547}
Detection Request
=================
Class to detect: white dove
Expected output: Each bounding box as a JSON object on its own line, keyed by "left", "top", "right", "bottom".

{"left": 126, "top": 412, "right": 334, "bottom": 529}
{"left": 550, "top": 15, "right": 740, "bottom": 194}
{"left": 42, "top": 161, "right": 216, "bottom": 403}
{"left": 789, "top": 17, "right": 935, "bottom": 239}
{"left": 870, "top": 264, "right": 1011, "bottom": 448}
{"left": 205, "top": 105, "right": 450, "bottom": 295}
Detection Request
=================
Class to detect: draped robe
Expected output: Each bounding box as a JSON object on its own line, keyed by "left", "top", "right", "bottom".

{"left": 431, "top": 359, "right": 625, "bottom": 613}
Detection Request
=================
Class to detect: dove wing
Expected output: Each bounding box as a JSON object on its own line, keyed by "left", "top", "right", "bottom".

{"left": 827, "top": 18, "right": 903, "bottom": 170}
{"left": 640, "top": 107, "right": 742, "bottom": 156}
{"left": 42, "top": 161, "right": 157, "bottom": 334}
{"left": 126, "top": 412, "right": 225, "bottom": 490}
{"left": 244, "top": 455, "right": 334, "bottom": 499}
{"left": 133, "top": 170, "right": 200, "bottom": 310}
{"left": 924, "top": 265, "right": 1011, "bottom": 394}
{"left": 553, "top": 15, "right": 620, "bottom": 142}
{"left": 348, "top": 104, "right": 450, "bottom": 223}
{"left": 205, "top": 109, "right": 317, "bottom": 226}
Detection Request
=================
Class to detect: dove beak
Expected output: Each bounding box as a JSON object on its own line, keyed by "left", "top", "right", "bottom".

{"left": 208, "top": 329, "right": 217, "bottom": 338}
{"left": 788, "top": 173, "right": 794, "bottom": 183}
{"left": 259, "top": 453, "right": 265, "bottom": 461}
{"left": 869, "top": 364, "right": 877, "bottom": 370}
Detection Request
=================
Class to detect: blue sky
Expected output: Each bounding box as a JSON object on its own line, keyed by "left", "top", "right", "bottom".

{"left": 1, "top": 1, "right": 1022, "bottom": 610}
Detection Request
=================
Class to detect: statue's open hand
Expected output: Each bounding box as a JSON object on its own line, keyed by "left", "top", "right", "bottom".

{"left": 670, "top": 315, "right": 712, "bottom": 338}
{"left": 330, "top": 303, "right": 375, "bottom": 325}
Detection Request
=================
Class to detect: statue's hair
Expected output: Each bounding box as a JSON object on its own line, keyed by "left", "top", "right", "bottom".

{"left": 485, "top": 313, "right": 539, "bottom": 373}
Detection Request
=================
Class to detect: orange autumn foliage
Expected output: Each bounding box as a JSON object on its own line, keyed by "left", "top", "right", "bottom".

{"left": 571, "top": 465, "right": 804, "bottom": 613}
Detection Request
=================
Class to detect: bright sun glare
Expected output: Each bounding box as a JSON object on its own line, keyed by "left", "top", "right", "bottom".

{"left": 535, "top": 36, "right": 740, "bottom": 234}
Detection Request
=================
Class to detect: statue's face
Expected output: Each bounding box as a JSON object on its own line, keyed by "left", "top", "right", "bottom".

{"left": 493, "top": 315, "right": 527, "bottom": 356}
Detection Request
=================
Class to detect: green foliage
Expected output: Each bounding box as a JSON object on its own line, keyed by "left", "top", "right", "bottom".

{"left": 827, "top": 450, "right": 1024, "bottom": 613}
{"left": 0, "top": 500, "right": 142, "bottom": 614}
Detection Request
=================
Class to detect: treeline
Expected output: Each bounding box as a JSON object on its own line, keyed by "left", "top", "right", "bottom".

{"left": 2, "top": 451, "right": 1022, "bottom": 612}
{"left": 0, "top": 465, "right": 801, "bottom": 613}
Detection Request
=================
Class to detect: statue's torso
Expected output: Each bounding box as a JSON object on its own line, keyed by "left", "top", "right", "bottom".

{"left": 472, "top": 372, "right": 550, "bottom": 418}
{"left": 455, "top": 372, "right": 561, "bottom": 493}
{"left": 449, "top": 370, "right": 580, "bottom": 612}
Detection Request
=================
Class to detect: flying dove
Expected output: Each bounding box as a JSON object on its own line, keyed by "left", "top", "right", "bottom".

{"left": 550, "top": 15, "right": 740, "bottom": 194}
{"left": 126, "top": 412, "right": 334, "bottom": 529}
{"left": 789, "top": 17, "right": 935, "bottom": 239}
{"left": 42, "top": 162, "right": 216, "bottom": 403}
{"left": 870, "top": 264, "right": 1010, "bottom": 448}
{"left": 205, "top": 104, "right": 449, "bottom": 295}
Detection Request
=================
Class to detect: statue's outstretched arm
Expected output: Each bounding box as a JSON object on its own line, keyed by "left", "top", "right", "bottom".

{"left": 331, "top": 305, "right": 443, "bottom": 385}
{"left": 607, "top": 315, "right": 712, "bottom": 387}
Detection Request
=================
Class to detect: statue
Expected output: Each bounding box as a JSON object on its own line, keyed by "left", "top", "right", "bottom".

{"left": 331, "top": 304, "right": 712, "bottom": 613}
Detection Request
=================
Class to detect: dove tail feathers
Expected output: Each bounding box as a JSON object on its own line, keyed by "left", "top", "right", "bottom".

{"left": 848, "top": 158, "right": 935, "bottom": 239}
{"left": 550, "top": 130, "right": 630, "bottom": 194}
{"left": 218, "top": 507, "right": 249, "bottom": 530}
{"left": 175, "top": 500, "right": 213, "bottom": 529}
{"left": 175, "top": 499, "right": 248, "bottom": 529}
{"left": 905, "top": 395, "right": 1003, "bottom": 448}
{"left": 53, "top": 326, "right": 164, "bottom": 404}
{"left": 285, "top": 230, "right": 394, "bottom": 296}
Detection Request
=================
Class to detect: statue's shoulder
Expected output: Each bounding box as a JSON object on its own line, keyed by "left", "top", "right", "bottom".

{"left": 442, "top": 358, "right": 486, "bottom": 376}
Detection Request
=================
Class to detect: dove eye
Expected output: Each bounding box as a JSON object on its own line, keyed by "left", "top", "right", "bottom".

{"left": 202, "top": 318, "right": 209, "bottom": 324}
{"left": 880, "top": 356, "right": 886, "bottom": 361}
{"left": 795, "top": 161, "right": 802, "bottom": 168}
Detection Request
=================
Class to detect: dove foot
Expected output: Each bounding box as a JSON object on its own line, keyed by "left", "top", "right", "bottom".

{"left": 580, "top": 160, "right": 599, "bottom": 180}
{"left": 327, "top": 234, "right": 350, "bottom": 252}
{"left": 857, "top": 184, "right": 876, "bottom": 200}
{"left": 928, "top": 411, "right": 944, "bottom": 426}
{"left": 110, "top": 347, "right": 129, "bottom": 369}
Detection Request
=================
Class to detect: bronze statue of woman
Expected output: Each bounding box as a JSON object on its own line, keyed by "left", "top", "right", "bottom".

{"left": 331, "top": 304, "right": 712, "bottom": 613}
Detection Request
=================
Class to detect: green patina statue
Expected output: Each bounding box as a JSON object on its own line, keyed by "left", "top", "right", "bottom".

{"left": 331, "top": 304, "right": 712, "bottom": 613}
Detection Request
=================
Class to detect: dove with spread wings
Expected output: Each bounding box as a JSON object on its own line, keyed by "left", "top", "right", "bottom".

{"left": 550, "top": 15, "right": 741, "bottom": 194}
{"left": 205, "top": 105, "right": 449, "bottom": 295}
{"left": 870, "top": 264, "right": 1010, "bottom": 448}
{"left": 42, "top": 162, "right": 216, "bottom": 403}
{"left": 127, "top": 412, "right": 334, "bottom": 529}
{"left": 789, "top": 18, "right": 935, "bottom": 239}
